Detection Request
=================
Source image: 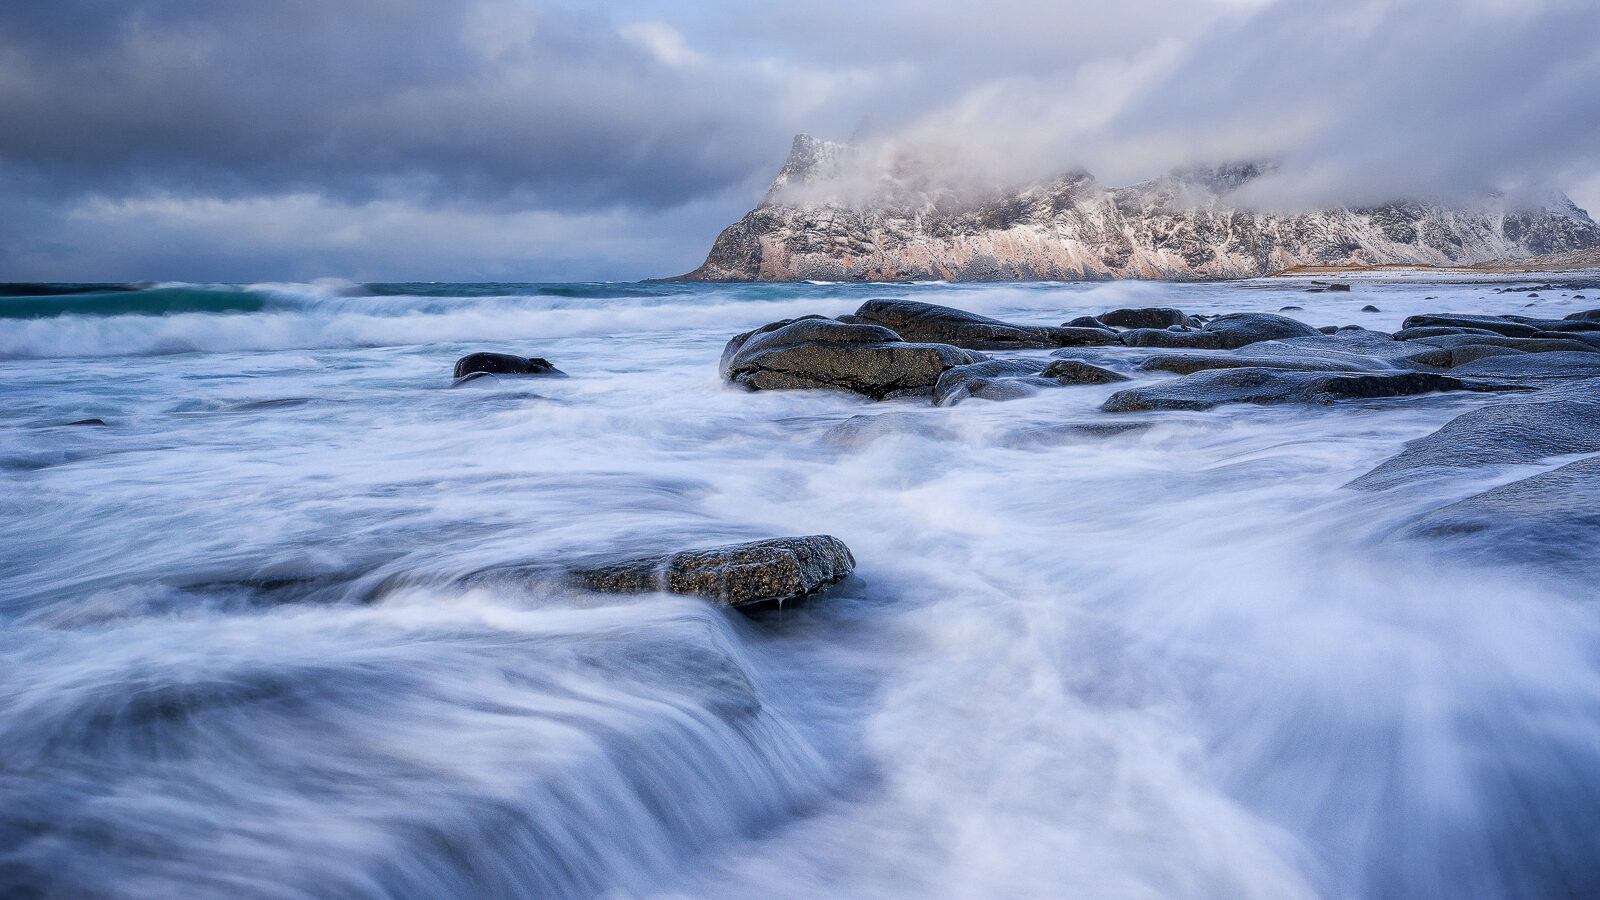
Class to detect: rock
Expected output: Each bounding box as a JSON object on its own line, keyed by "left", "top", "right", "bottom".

{"left": 1406, "top": 334, "right": 1600, "bottom": 355}
{"left": 1101, "top": 368, "right": 1502, "bottom": 413}
{"left": 1567, "top": 309, "right": 1600, "bottom": 322}
{"left": 1279, "top": 305, "right": 1304, "bottom": 311}
{"left": 1229, "top": 330, "right": 1451, "bottom": 370}
{"left": 1394, "top": 326, "right": 1505, "bottom": 340}
{"left": 1399, "top": 314, "right": 1544, "bottom": 338}
{"left": 1138, "top": 353, "right": 1378, "bottom": 375}
{"left": 1404, "top": 456, "right": 1600, "bottom": 583}
{"left": 1349, "top": 397, "right": 1600, "bottom": 489}
{"left": 721, "top": 317, "right": 983, "bottom": 399}
{"left": 63, "top": 418, "right": 108, "bottom": 427}
{"left": 1361, "top": 305, "right": 1380, "bottom": 312}
{"left": 933, "top": 359, "right": 1052, "bottom": 406}
{"left": 453, "top": 352, "right": 566, "bottom": 380}
{"left": 849, "top": 299, "right": 1114, "bottom": 349}
{"left": 1200, "top": 313, "right": 1322, "bottom": 349}
{"left": 820, "top": 413, "right": 959, "bottom": 448}
{"left": 1447, "top": 351, "right": 1600, "bottom": 378}
{"left": 1328, "top": 283, "right": 1352, "bottom": 291}
{"left": 1097, "top": 307, "right": 1198, "bottom": 330}
{"left": 1039, "top": 359, "right": 1129, "bottom": 384}
{"left": 1119, "top": 328, "right": 1226, "bottom": 349}
{"left": 567, "top": 535, "right": 856, "bottom": 607}
{"left": 1064, "top": 315, "right": 1110, "bottom": 329}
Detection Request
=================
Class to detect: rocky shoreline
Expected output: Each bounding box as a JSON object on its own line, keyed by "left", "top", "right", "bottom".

{"left": 442, "top": 288, "right": 1600, "bottom": 607}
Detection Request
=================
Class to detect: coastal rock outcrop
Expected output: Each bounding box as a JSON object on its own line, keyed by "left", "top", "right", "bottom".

{"left": 674, "top": 134, "right": 1600, "bottom": 282}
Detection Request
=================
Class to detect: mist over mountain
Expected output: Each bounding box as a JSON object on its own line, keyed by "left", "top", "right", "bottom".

{"left": 678, "top": 134, "right": 1600, "bottom": 281}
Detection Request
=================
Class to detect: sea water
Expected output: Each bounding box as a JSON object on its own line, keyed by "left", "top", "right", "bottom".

{"left": 2, "top": 278, "right": 1598, "bottom": 899}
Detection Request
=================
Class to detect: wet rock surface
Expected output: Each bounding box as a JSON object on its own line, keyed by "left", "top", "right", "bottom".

{"left": 849, "top": 299, "right": 1117, "bottom": 349}
{"left": 722, "top": 317, "right": 983, "bottom": 399}
{"left": 567, "top": 535, "right": 856, "bottom": 607}
{"left": 1102, "top": 368, "right": 1501, "bottom": 413}
{"left": 453, "top": 352, "right": 566, "bottom": 380}
{"left": 1350, "top": 397, "right": 1600, "bottom": 489}
{"left": 1405, "top": 456, "right": 1600, "bottom": 583}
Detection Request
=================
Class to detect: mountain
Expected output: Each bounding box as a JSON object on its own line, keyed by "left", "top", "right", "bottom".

{"left": 674, "top": 135, "right": 1600, "bottom": 281}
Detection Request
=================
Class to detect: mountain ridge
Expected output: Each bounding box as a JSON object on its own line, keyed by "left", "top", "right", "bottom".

{"left": 674, "top": 134, "right": 1600, "bottom": 282}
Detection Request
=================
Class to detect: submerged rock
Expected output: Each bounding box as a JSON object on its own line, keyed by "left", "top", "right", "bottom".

{"left": 1038, "top": 359, "right": 1129, "bottom": 384}
{"left": 721, "top": 317, "right": 983, "bottom": 399}
{"left": 849, "top": 299, "right": 1117, "bottom": 349}
{"left": 1349, "top": 397, "right": 1600, "bottom": 490}
{"left": 568, "top": 535, "right": 856, "bottom": 607}
{"left": 933, "top": 359, "right": 1051, "bottom": 406}
{"left": 1405, "top": 456, "right": 1600, "bottom": 583}
{"left": 1102, "top": 368, "right": 1499, "bottom": 412}
{"left": 1138, "top": 353, "right": 1377, "bottom": 375}
{"left": 453, "top": 352, "right": 566, "bottom": 381}
{"left": 1118, "top": 312, "right": 1319, "bottom": 351}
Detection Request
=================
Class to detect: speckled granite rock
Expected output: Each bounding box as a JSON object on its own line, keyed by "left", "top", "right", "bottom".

{"left": 568, "top": 535, "right": 856, "bottom": 607}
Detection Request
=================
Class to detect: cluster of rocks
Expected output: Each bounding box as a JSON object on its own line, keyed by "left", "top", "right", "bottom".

{"left": 715, "top": 295, "right": 1600, "bottom": 588}
{"left": 716, "top": 298, "right": 1600, "bottom": 411}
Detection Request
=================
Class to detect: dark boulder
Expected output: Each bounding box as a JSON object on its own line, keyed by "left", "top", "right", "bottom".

{"left": 1393, "top": 326, "right": 1504, "bottom": 340}
{"left": 721, "top": 317, "right": 983, "bottom": 399}
{"left": 850, "top": 299, "right": 1114, "bottom": 349}
{"left": 453, "top": 352, "right": 566, "bottom": 379}
{"left": 64, "top": 418, "right": 108, "bottom": 427}
{"left": 1327, "top": 284, "right": 1352, "bottom": 292}
{"left": 1119, "top": 328, "right": 1226, "bottom": 350}
{"left": 1064, "top": 315, "right": 1110, "bottom": 330}
{"left": 1097, "top": 307, "right": 1198, "bottom": 330}
{"left": 1039, "top": 359, "right": 1129, "bottom": 384}
{"left": 1361, "top": 305, "right": 1380, "bottom": 312}
{"left": 1349, "top": 398, "right": 1600, "bottom": 489}
{"left": 568, "top": 535, "right": 856, "bottom": 607}
{"left": 1200, "top": 313, "right": 1321, "bottom": 349}
{"left": 1102, "top": 368, "right": 1502, "bottom": 413}
{"left": 1565, "top": 309, "right": 1600, "bottom": 323}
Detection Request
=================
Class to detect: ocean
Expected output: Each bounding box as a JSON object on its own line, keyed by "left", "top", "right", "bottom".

{"left": 2, "top": 278, "right": 1598, "bottom": 898}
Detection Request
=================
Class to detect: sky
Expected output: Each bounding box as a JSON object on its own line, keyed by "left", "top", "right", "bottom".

{"left": 1, "top": 0, "right": 1598, "bottom": 282}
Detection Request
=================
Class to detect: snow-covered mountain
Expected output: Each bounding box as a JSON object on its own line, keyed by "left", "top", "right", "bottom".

{"left": 675, "top": 134, "right": 1600, "bottom": 281}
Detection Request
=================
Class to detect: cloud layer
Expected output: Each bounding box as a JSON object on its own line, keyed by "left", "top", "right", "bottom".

{"left": 1, "top": 0, "right": 1597, "bottom": 280}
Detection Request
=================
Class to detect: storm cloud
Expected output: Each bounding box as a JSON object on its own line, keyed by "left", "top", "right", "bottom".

{"left": 0, "top": 0, "right": 1597, "bottom": 280}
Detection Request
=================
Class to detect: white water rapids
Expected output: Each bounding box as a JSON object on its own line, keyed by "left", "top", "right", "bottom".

{"left": 2, "top": 278, "right": 1597, "bottom": 899}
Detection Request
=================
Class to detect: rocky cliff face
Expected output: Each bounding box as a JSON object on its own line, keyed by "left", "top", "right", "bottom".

{"left": 676, "top": 135, "right": 1600, "bottom": 281}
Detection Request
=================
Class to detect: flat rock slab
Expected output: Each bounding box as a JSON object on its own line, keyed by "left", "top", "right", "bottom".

{"left": 1349, "top": 398, "right": 1600, "bottom": 489}
{"left": 1448, "top": 351, "right": 1600, "bottom": 379}
{"left": 1102, "top": 368, "right": 1502, "bottom": 412}
{"left": 569, "top": 535, "right": 856, "bottom": 607}
{"left": 1405, "top": 456, "right": 1600, "bottom": 583}
{"left": 849, "top": 299, "right": 1117, "bottom": 349}
{"left": 1139, "top": 353, "right": 1380, "bottom": 375}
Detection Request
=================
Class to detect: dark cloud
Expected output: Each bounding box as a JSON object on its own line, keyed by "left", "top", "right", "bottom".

{"left": 1, "top": 0, "right": 1597, "bottom": 280}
